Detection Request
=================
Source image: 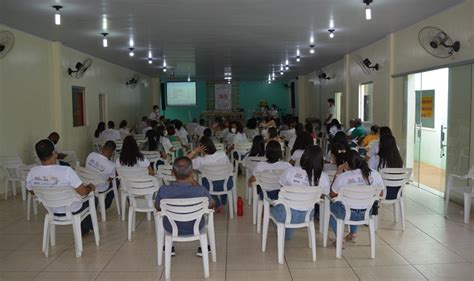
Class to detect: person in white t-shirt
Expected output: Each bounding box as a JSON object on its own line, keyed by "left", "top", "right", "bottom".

{"left": 188, "top": 137, "right": 232, "bottom": 212}
{"left": 324, "top": 98, "right": 336, "bottom": 126}
{"left": 116, "top": 136, "right": 153, "bottom": 175}
{"left": 149, "top": 105, "right": 161, "bottom": 121}
{"left": 289, "top": 132, "right": 313, "bottom": 166}
{"left": 85, "top": 140, "right": 117, "bottom": 209}
{"left": 47, "top": 132, "right": 69, "bottom": 166}
{"left": 195, "top": 119, "right": 207, "bottom": 138}
{"left": 276, "top": 145, "right": 330, "bottom": 239}
{"left": 174, "top": 120, "right": 189, "bottom": 148}
{"left": 329, "top": 150, "right": 383, "bottom": 243}
{"left": 248, "top": 141, "right": 291, "bottom": 200}
{"left": 100, "top": 121, "right": 122, "bottom": 142}
{"left": 227, "top": 121, "right": 247, "bottom": 153}
{"left": 118, "top": 120, "right": 131, "bottom": 139}
{"left": 27, "top": 139, "right": 96, "bottom": 235}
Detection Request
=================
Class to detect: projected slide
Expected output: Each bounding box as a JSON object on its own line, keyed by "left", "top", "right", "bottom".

{"left": 166, "top": 82, "right": 197, "bottom": 106}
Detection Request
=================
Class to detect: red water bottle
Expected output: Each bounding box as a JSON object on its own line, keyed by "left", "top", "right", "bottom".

{"left": 237, "top": 196, "right": 244, "bottom": 216}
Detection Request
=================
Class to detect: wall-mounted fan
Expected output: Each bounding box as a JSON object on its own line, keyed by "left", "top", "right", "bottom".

{"left": 318, "top": 72, "right": 331, "bottom": 81}
{"left": 126, "top": 74, "right": 140, "bottom": 88}
{"left": 0, "top": 31, "right": 15, "bottom": 59}
{"left": 353, "top": 54, "right": 377, "bottom": 75}
{"left": 419, "top": 26, "right": 460, "bottom": 58}
{"left": 68, "top": 58, "right": 92, "bottom": 79}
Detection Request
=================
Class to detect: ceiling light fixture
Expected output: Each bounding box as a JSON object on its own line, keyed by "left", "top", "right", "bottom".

{"left": 296, "top": 49, "right": 301, "bottom": 62}
{"left": 272, "top": 71, "right": 276, "bottom": 80}
{"left": 163, "top": 59, "right": 167, "bottom": 72}
{"left": 148, "top": 51, "right": 153, "bottom": 64}
{"left": 309, "top": 35, "right": 315, "bottom": 54}
{"left": 280, "top": 64, "right": 284, "bottom": 75}
{"left": 363, "top": 0, "right": 373, "bottom": 20}
{"left": 285, "top": 59, "right": 289, "bottom": 70}
{"left": 102, "top": 15, "right": 108, "bottom": 30}
{"left": 129, "top": 48, "right": 134, "bottom": 57}
{"left": 52, "top": 5, "right": 62, "bottom": 25}
{"left": 328, "top": 29, "right": 335, "bottom": 39}
{"left": 187, "top": 75, "right": 191, "bottom": 82}
{"left": 102, "top": 33, "right": 108, "bottom": 47}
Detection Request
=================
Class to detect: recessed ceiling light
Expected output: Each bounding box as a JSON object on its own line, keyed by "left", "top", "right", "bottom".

{"left": 101, "top": 33, "right": 108, "bottom": 47}
{"left": 52, "top": 5, "right": 62, "bottom": 25}
{"left": 129, "top": 48, "right": 134, "bottom": 57}
{"left": 328, "top": 29, "right": 335, "bottom": 39}
{"left": 285, "top": 59, "right": 289, "bottom": 70}
{"left": 296, "top": 49, "right": 301, "bottom": 62}
{"left": 187, "top": 75, "right": 191, "bottom": 82}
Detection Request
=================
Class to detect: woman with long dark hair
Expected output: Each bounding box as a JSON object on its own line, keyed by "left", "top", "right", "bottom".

{"left": 116, "top": 135, "right": 153, "bottom": 175}
{"left": 94, "top": 122, "right": 106, "bottom": 138}
{"left": 249, "top": 135, "right": 265, "bottom": 157}
{"left": 329, "top": 150, "right": 383, "bottom": 243}
{"left": 276, "top": 145, "right": 330, "bottom": 239}
{"left": 289, "top": 131, "right": 313, "bottom": 166}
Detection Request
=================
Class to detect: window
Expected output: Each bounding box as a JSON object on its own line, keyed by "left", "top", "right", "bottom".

{"left": 358, "top": 82, "right": 373, "bottom": 123}
{"left": 334, "top": 92, "right": 342, "bottom": 122}
{"left": 72, "top": 86, "right": 86, "bottom": 127}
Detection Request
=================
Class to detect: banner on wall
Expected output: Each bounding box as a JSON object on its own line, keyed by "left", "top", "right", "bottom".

{"left": 215, "top": 84, "right": 232, "bottom": 110}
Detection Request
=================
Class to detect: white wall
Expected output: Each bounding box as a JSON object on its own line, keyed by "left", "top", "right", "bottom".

{"left": 0, "top": 24, "right": 153, "bottom": 165}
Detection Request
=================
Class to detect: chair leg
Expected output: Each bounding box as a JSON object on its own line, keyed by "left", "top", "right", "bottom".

{"left": 128, "top": 208, "right": 134, "bottom": 241}
{"left": 257, "top": 200, "right": 263, "bottom": 233}
{"left": 232, "top": 184, "right": 238, "bottom": 215}
{"left": 374, "top": 215, "right": 379, "bottom": 232}
{"left": 464, "top": 193, "right": 472, "bottom": 224}
{"left": 42, "top": 215, "right": 50, "bottom": 257}
{"left": 113, "top": 184, "right": 121, "bottom": 216}
{"left": 20, "top": 182, "right": 26, "bottom": 201}
{"left": 90, "top": 209, "right": 101, "bottom": 246}
{"left": 319, "top": 203, "right": 324, "bottom": 233}
{"left": 261, "top": 202, "right": 270, "bottom": 252}
{"left": 207, "top": 215, "right": 217, "bottom": 263}
{"left": 27, "top": 194, "right": 32, "bottom": 221}
{"left": 228, "top": 192, "right": 234, "bottom": 219}
{"left": 400, "top": 198, "right": 406, "bottom": 231}
{"left": 276, "top": 224, "right": 285, "bottom": 264}
{"left": 121, "top": 193, "right": 127, "bottom": 221}
{"left": 4, "top": 180, "right": 9, "bottom": 200}
{"left": 336, "top": 220, "right": 343, "bottom": 259}
{"left": 369, "top": 218, "right": 376, "bottom": 259}
{"left": 133, "top": 211, "right": 137, "bottom": 231}
{"left": 99, "top": 194, "right": 106, "bottom": 222}
{"left": 323, "top": 202, "right": 330, "bottom": 247}
{"left": 155, "top": 216, "right": 164, "bottom": 266}
{"left": 164, "top": 236, "right": 172, "bottom": 280}
{"left": 200, "top": 234, "right": 210, "bottom": 278}
{"left": 309, "top": 223, "right": 317, "bottom": 262}
{"left": 72, "top": 216, "right": 83, "bottom": 257}
{"left": 252, "top": 187, "right": 258, "bottom": 225}
{"left": 247, "top": 187, "right": 252, "bottom": 206}
{"left": 50, "top": 224, "right": 56, "bottom": 246}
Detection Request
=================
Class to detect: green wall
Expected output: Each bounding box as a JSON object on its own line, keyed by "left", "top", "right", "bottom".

{"left": 161, "top": 81, "right": 207, "bottom": 122}
{"left": 162, "top": 81, "right": 289, "bottom": 122}
{"left": 239, "top": 82, "right": 289, "bottom": 116}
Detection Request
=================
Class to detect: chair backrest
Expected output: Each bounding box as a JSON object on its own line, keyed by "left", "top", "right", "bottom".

{"left": 379, "top": 168, "right": 412, "bottom": 200}
{"left": 134, "top": 133, "right": 146, "bottom": 141}
{"left": 336, "top": 185, "right": 384, "bottom": 222}
{"left": 235, "top": 142, "right": 253, "bottom": 154}
{"left": 75, "top": 166, "right": 107, "bottom": 186}
{"left": 122, "top": 175, "right": 159, "bottom": 196}
{"left": 276, "top": 186, "right": 323, "bottom": 224}
{"left": 160, "top": 197, "right": 210, "bottom": 236}
{"left": 214, "top": 143, "right": 225, "bottom": 152}
{"left": 157, "top": 164, "right": 176, "bottom": 185}
{"left": 30, "top": 185, "right": 82, "bottom": 219}
{"left": 244, "top": 156, "right": 267, "bottom": 170}
{"left": 0, "top": 156, "right": 24, "bottom": 178}
{"left": 255, "top": 170, "right": 284, "bottom": 192}
{"left": 19, "top": 164, "right": 37, "bottom": 180}
{"left": 199, "top": 164, "right": 234, "bottom": 193}
{"left": 141, "top": 150, "right": 167, "bottom": 168}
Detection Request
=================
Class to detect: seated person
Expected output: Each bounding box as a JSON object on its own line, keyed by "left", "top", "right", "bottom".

{"left": 94, "top": 122, "right": 106, "bottom": 140}
{"left": 266, "top": 127, "right": 283, "bottom": 143}
{"left": 361, "top": 125, "right": 379, "bottom": 147}
{"left": 174, "top": 120, "right": 189, "bottom": 148}
{"left": 248, "top": 141, "right": 291, "bottom": 200}
{"left": 116, "top": 135, "right": 153, "bottom": 175}
{"left": 47, "top": 132, "right": 69, "bottom": 166}
{"left": 145, "top": 120, "right": 159, "bottom": 151}
{"left": 85, "top": 140, "right": 117, "bottom": 209}
{"left": 350, "top": 118, "right": 366, "bottom": 142}
{"left": 329, "top": 150, "right": 383, "bottom": 244}
{"left": 227, "top": 121, "right": 247, "bottom": 154}
{"left": 155, "top": 157, "right": 215, "bottom": 256}
{"left": 27, "top": 139, "right": 96, "bottom": 235}
{"left": 134, "top": 116, "right": 148, "bottom": 134}
{"left": 289, "top": 132, "right": 313, "bottom": 166}
{"left": 277, "top": 145, "right": 330, "bottom": 240}
{"left": 101, "top": 121, "right": 122, "bottom": 141}
{"left": 119, "top": 120, "right": 131, "bottom": 139}
{"left": 188, "top": 137, "right": 231, "bottom": 212}
{"left": 244, "top": 118, "right": 259, "bottom": 140}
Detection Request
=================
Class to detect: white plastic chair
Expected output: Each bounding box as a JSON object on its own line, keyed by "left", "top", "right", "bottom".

{"left": 117, "top": 166, "right": 149, "bottom": 221}
{"left": 61, "top": 150, "right": 80, "bottom": 168}
{"left": 156, "top": 197, "right": 216, "bottom": 280}
{"left": 122, "top": 175, "right": 160, "bottom": 241}
{"left": 199, "top": 164, "right": 236, "bottom": 219}
{"left": 243, "top": 156, "right": 266, "bottom": 205}
{"left": 19, "top": 164, "right": 39, "bottom": 221}
{"left": 156, "top": 165, "right": 176, "bottom": 186}
{"left": 445, "top": 166, "right": 474, "bottom": 224}
{"left": 133, "top": 133, "right": 146, "bottom": 141}
{"left": 253, "top": 170, "right": 284, "bottom": 232}
{"left": 378, "top": 168, "right": 412, "bottom": 230}
{"left": 214, "top": 143, "right": 225, "bottom": 152}
{"left": 30, "top": 186, "right": 100, "bottom": 258}
{"left": 170, "top": 141, "right": 184, "bottom": 162}
{"left": 262, "top": 186, "right": 323, "bottom": 264}
{"left": 92, "top": 139, "right": 102, "bottom": 153}
{"left": 323, "top": 185, "right": 383, "bottom": 259}
{"left": 230, "top": 142, "right": 252, "bottom": 174}
{"left": 0, "top": 156, "right": 24, "bottom": 200}
{"left": 141, "top": 150, "right": 169, "bottom": 170}
{"left": 75, "top": 166, "right": 120, "bottom": 222}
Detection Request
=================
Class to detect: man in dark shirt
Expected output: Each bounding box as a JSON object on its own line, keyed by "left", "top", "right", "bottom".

{"left": 155, "top": 157, "right": 214, "bottom": 256}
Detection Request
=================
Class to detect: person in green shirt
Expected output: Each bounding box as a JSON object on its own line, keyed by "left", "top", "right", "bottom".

{"left": 351, "top": 118, "right": 366, "bottom": 142}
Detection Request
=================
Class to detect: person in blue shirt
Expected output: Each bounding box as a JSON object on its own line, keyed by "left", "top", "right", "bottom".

{"left": 155, "top": 157, "right": 215, "bottom": 256}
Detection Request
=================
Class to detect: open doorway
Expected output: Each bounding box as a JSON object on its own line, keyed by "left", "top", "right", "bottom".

{"left": 405, "top": 68, "right": 448, "bottom": 196}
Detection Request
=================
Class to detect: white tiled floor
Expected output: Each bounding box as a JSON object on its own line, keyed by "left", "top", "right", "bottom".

{"left": 0, "top": 180, "right": 473, "bottom": 281}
